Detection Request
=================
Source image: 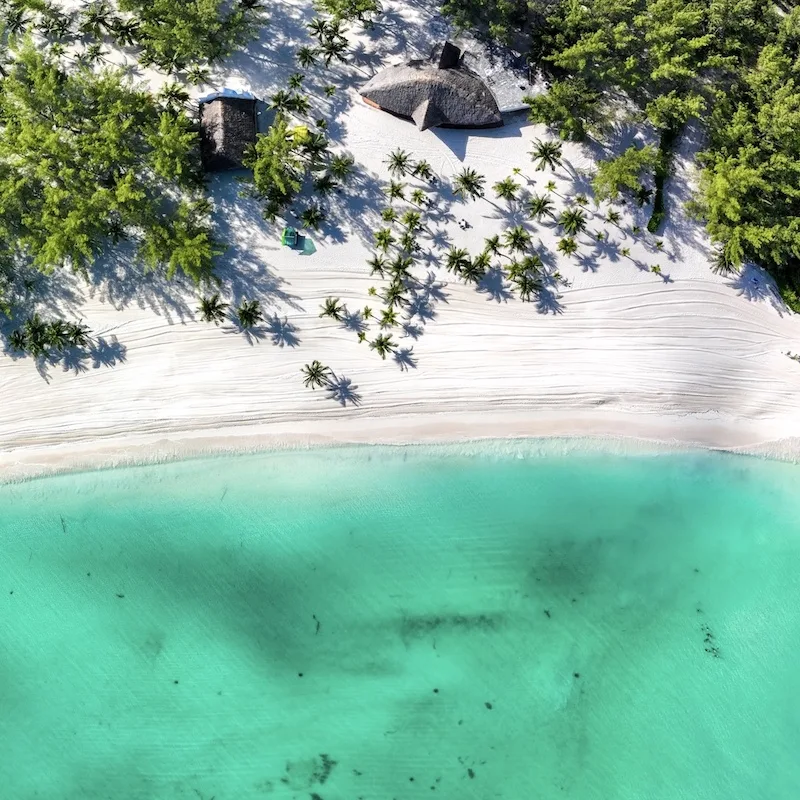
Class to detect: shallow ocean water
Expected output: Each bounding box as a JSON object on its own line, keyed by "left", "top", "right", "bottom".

{"left": 2, "top": 443, "right": 799, "bottom": 799}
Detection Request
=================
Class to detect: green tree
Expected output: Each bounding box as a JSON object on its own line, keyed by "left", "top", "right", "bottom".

{"left": 557, "top": 237, "right": 579, "bottom": 257}
{"left": 493, "top": 177, "right": 521, "bottom": 203}
{"left": 197, "top": 293, "right": 229, "bottom": 324}
{"left": 370, "top": 333, "right": 397, "bottom": 359}
{"left": 558, "top": 208, "right": 588, "bottom": 236}
{"left": 592, "top": 145, "right": 659, "bottom": 202}
{"left": 386, "top": 148, "right": 413, "bottom": 177}
{"left": 244, "top": 114, "right": 308, "bottom": 220}
{"left": 0, "top": 44, "right": 218, "bottom": 282}
{"left": 236, "top": 298, "right": 262, "bottom": 329}
{"left": 525, "top": 79, "right": 602, "bottom": 142}
{"left": 503, "top": 226, "right": 531, "bottom": 254}
{"left": 302, "top": 359, "right": 333, "bottom": 389}
{"left": 320, "top": 296, "right": 345, "bottom": 320}
{"left": 530, "top": 139, "right": 563, "bottom": 171}
{"left": 445, "top": 246, "right": 470, "bottom": 276}
{"left": 526, "top": 193, "right": 555, "bottom": 221}
{"left": 299, "top": 205, "right": 326, "bottom": 230}
{"left": 452, "top": 167, "right": 486, "bottom": 201}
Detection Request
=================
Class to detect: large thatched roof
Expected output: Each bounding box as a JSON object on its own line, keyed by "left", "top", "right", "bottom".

{"left": 359, "top": 42, "right": 502, "bottom": 131}
{"left": 200, "top": 97, "right": 257, "bottom": 171}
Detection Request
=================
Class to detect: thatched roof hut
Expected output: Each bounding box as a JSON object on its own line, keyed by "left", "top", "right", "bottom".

{"left": 199, "top": 96, "right": 257, "bottom": 171}
{"left": 359, "top": 42, "right": 502, "bottom": 131}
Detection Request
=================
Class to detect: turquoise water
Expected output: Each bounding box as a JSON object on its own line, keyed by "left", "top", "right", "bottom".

{"left": 2, "top": 443, "right": 800, "bottom": 799}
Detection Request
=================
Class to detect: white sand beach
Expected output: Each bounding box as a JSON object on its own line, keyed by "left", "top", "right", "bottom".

{"left": 2, "top": 0, "right": 800, "bottom": 479}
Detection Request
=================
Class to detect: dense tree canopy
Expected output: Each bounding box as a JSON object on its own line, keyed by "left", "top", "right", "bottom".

{"left": 443, "top": 0, "right": 800, "bottom": 303}
{"left": 0, "top": 43, "right": 219, "bottom": 285}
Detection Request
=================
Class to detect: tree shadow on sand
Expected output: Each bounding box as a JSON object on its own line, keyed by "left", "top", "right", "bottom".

{"left": 326, "top": 374, "right": 362, "bottom": 406}
{"left": 265, "top": 314, "right": 301, "bottom": 347}
{"left": 727, "top": 263, "right": 787, "bottom": 316}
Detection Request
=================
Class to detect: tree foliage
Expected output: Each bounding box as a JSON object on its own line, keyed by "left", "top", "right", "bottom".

{"left": 0, "top": 43, "right": 218, "bottom": 282}
{"left": 592, "top": 144, "right": 659, "bottom": 202}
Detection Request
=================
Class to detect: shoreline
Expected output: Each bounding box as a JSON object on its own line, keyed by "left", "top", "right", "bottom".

{"left": 2, "top": 408, "right": 799, "bottom": 483}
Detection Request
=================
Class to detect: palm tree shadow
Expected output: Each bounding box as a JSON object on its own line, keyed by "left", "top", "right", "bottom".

{"left": 402, "top": 321, "right": 424, "bottom": 340}
{"left": 393, "top": 347, "right": 417, "bottom": 371}
{"left": 727, "top": 264, "right": 785, "bottom": 315}
{"left": 265, "top": 315, "right": 300, "bottom": 347}
{"left": 89, "top": 336, "right": 127, "bottom": 368}
{"left": 224, "top": 320, "right": 267, "bottom": 345}
{"left": 340, "top": 309, "right": 367, "bottom": 334}
{"left": 327, "top": 374, "right": 362, "bottom": 406}
{"left": 536, "top": 288, "right": 565, "bottom": 315}
{"left": 478, "top": 266, "right": 513, "bottom": 302}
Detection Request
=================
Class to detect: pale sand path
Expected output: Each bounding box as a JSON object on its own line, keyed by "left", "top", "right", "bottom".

{"left": 1, "top": 1, "right": 800, "bottom": 479}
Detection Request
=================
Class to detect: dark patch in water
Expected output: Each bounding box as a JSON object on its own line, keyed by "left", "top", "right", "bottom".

{"left": 399, "top": 612, "right": 502, "bottom": 642}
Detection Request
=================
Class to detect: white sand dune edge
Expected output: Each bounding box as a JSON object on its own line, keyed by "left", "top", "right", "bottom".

{"left": 2, "top": 0, "right": 800, "bottom": 480}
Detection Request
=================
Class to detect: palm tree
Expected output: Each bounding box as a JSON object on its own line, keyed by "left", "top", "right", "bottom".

{"left": 545, "top": 180, "right": 557, "bottom": 193}
{"left": 398, "top": 231, "right": 418, "bottom": 254}
{"left": 380, "top": 308, "right": 398, "bottom": 328}
{"left": 493, "top": 177, "right": 521, "bottom": 203}
{"left": 296, "top": 45, "right": 319, "bottom": 68}
{"left": 385, "top": 180, "right": 405, "bottom": 202}
{"left": 80, "top": 1, "right": 114, "bottom": 38}
{"left": 269, "top": 89, "right": 292, "bottom": 112}
{"left": 287, "top": 93, "right": 311, "bottom": 114}
{"left": 621, "top": 247, "right": 631, "bottom": 258}
{"left": 320, "top": 37, "right": 348, "bottom": 66}
{"left": 374, "top": 228, "right": 396, "bottom": 252}
{"left": 606, "top": 209, "right": 622, "bottom": 225}
{"left": 386, "top": 148, "right": 412, "bottom": 177}
{"left": 452, "top": 167, "right": 486, "bottom": 201}
{"left": 655, "top": 240, "right": 664, "bottom": 250}
{"left": 66, "top": 321, "right": 92, "bottom": 348}
{"left": 381, "top": 207, "right": 398, "bottom": 223}
{"left": 515, "top": 272, "right": 544, "bottom": 302}
{"left": 595, "top": 230, "right": 605, "bottom": 241}
{"left": 389, "top": 255, "right": 414, "bottom": 280}
{"left": 472, "top": 251, "right": 492, "bottom": 272}
{"left": 320, "top": 297, "right": 344, "bottom": 321}
{"left": 574, "top": 193, "right": 590, "bottom": 207}
{"left": 445, "top": 246, "right": 470, "bottom": 276}
{"left": 45, "top": 320, "right": 71, "bottom": 352}
{"left": 530, "top": 139, "right": 563, "bottom": 171}
{"left": 370, "top": 333, "right": 397, "bottom": 359}
{"left": 632, "top": 225, "right": 642, "bottom": 236}
{"left": 288, "top": 72, "right": 305, "bottom": 90}
{"left": 158, "top": 82, "right": 190, "bottom": 110}
{"left": 557, "top": 237, "right": 579, "bottom": 257}
{"left": 186, "top": 65, "right": 210, "bottom": 86}
{"left": 299, "top": 205, "right": 326, "bottom": 230}
{"left": 401, "top": 210, "right": 422, "bottom": 231}
{"left": 23, "top": 314, "right": 49, "bottom": 358}
{"left": 413, "top": 160, "right": 434, "bottom": 181}
{"left": 307, "top": 17, "right": 328, "bottom": 39}
{"left": 112, "top": 18, "right": 140, "bottom": 47}
{"left": 483, "top": 235, "right": 503, "bottom": 257}
{"left": 363, "top": 306, "right": 373, "bottom": 320}
{"left": 461, "top": 258, "right": 486, "bottom": 285}
{"left": 302, "top": 360, "right": 333, "bottom": 389}
{"left": 526, "top": 193, "right": 555, "bottom": 221}
{"left": 313, "top": 172, "right": 338, "bottom": 195}
{"left": 410, "top": 188, "right": 428, "bottom": 207}
{"left": 558, "top": 208, "right": 588, "bottom": 236}
{"left": 503, "top": 225, "right": 531, "bottom": 254}
{"left": 367, "top": 253, "right": 387, "bottom": 278}
{"left": 329, "top": 154, "right": 354, "bottom": 180}
{"left": 197, "top": 293, "right": 229, "bottom": 325}
{"left": 8, "top": 329, "right": 27, "bottom": 353}
{"left": 650, "top": 264, "right": 662, "bottom": 275}
{"left": 382, "top": 283, "right": 409, "bottom": 309}
{"left": 236, "top": 299, "right": 263, "bottom": 329}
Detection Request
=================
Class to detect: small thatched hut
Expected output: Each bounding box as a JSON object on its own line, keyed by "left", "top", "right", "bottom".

{"left": 359, "top": 42, "right": 502, "bottom": 131}
{"left": 199, "top": 96, "right": 257, "bottom": 171}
